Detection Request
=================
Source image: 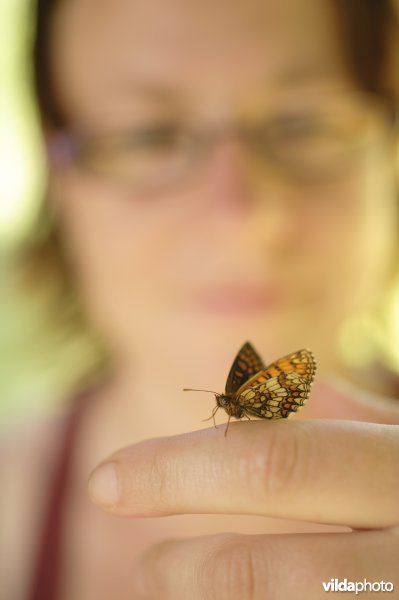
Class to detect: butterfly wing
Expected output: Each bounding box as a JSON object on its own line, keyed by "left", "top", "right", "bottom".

{"left": 263, "top": 348, "right": 317, "bottom": 382}
{"left": 225, "top": 342, "right": 265, "bottom": 395}
{"left": 236, "top": 349, "right": 316, "bottom": 419}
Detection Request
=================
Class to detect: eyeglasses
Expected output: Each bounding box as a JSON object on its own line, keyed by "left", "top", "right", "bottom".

{"left": 50, "top": 91, "right": 395, "bottom": 192}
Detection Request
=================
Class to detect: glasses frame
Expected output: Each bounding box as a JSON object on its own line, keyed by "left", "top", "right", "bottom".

{"left": 48, "top": 90, "right": 398, "bottom": 192}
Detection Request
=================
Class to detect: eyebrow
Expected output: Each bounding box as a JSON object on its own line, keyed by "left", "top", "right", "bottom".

{"left": 121, "top": 64, "right": 344, "bottom": 101}
{"left": 122, "top": 83, "right": 183, "bottom": 102}
{"left": 272, "top": 63, "right": 343, "bottom": 86}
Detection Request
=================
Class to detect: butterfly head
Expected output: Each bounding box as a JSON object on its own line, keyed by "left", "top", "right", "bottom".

{"left": 216, "top": 394, "right": 231, "bottom": 409}
{"left": 216, "top": 393, "right": 244, "bottom": 419}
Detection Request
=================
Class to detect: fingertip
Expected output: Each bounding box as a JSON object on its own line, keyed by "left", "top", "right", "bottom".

{"left": 88, "top": 461, "right": 120, "bottom": 508}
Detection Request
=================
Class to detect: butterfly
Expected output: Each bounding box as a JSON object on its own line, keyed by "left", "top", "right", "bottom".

{"left": 184, "top": 342, "right": 316, "bottom": 435}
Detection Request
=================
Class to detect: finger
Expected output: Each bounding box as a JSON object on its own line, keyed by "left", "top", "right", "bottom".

{"left": 88, "top": 420, "right": 399, "bottom": 528}
{"left": 131, "top": 529, "right": 399, "bottom": 600}
{"left": 308, "top": 378, "right": 399, "bottom": 423}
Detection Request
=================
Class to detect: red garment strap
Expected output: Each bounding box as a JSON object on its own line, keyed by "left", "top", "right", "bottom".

{"left": 27, "top": 392, "right": 91, "bottom": 600}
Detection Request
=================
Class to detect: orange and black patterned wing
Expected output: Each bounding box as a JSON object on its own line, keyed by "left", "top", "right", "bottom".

{"left": 262, "top": 349, "right": 316, "bottom": 382}
{"left": 236, "top": 349, "right": 316, "bottom": 419}
{"left": 225, "top": 342, "right": 265, "bottom": 395}
{"left": 237, "top": 373, "right": 311, "bottom": 419}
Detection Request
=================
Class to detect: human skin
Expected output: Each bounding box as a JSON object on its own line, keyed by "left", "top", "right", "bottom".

{"left": 33, "top": 0, "right": 399, "bottom": 597}
{"left": 88, "top": 420, "right": 399, "bottom": 599}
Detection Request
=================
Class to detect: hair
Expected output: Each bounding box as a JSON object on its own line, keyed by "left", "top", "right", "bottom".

{"left": 9, "top": 0, "right": 399, "bottom": 406}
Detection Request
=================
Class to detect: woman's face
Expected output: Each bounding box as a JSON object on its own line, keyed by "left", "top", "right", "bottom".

{"left": 49, "top": 0, "right": 397, "bottom": 371}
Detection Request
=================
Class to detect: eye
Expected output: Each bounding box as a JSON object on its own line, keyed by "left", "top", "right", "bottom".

{"left": 256, "top": 114, "right": 330, "bottom": 148}
{"left": 120, "top": 124, "right": 191, "bottom": 154}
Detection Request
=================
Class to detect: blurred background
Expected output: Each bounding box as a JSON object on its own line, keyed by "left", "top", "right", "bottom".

{"left": 1, "top": 0, "right": 399, "bottom": 430}
{"left": 0, "top": 0, "right": 101, "bottom": 428}
{"left": 1, "top": 0, "right": 46, "bottom": 426}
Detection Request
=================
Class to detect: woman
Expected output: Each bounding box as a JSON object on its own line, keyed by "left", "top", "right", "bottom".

{"left": 2, "top": 0, "right": 399, "bottom": 598}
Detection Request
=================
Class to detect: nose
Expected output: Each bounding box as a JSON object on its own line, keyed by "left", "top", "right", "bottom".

{"left": 199, "top": 133, "right": 294, "bottom": 218}
{"left": 195, "top": 133, "right": 301, "bottom": 253}
{"left": 200, "top": 135, "right": 256, "bottom": 217}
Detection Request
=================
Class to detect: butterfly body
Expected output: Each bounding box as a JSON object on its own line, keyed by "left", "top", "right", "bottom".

{"left": 216, "top": 394, "right": 246, "bottom": 419}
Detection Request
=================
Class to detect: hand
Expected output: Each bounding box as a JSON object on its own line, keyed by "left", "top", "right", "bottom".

{"left": 88, "top": 419, "right": 399, "bottom": 599}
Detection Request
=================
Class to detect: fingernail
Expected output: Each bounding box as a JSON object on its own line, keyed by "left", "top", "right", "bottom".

{"left": 88, "top": 462, "right": 120, "bottom": 507}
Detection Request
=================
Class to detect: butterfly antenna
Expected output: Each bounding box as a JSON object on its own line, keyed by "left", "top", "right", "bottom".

{"left": 183, "top": 388, "right": 219, "bottom": 394}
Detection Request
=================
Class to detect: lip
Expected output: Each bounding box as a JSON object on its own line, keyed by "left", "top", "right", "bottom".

{"left": 192, "top": 284, "right": 281, "bottom": 315}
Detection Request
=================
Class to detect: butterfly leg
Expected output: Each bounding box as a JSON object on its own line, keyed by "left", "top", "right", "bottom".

{"left": 224, "top": 414, "right": 232, "bottom": 437}
{"left": 202, "top": 405, "right": 219, "bottom": 429}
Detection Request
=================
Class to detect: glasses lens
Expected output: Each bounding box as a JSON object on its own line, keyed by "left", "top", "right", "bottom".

{"left": 252, "top": 95, "right": 388, "bottom": 181}
{"left": 78, "top": 124, "right": 201, "bottom": 187}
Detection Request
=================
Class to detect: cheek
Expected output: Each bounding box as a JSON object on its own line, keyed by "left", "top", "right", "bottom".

{"left": 54, "top": 173, "right": 189, "bottom": 327}
{"left": 299, "top": 163, "right": 397, "bottom": 316}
